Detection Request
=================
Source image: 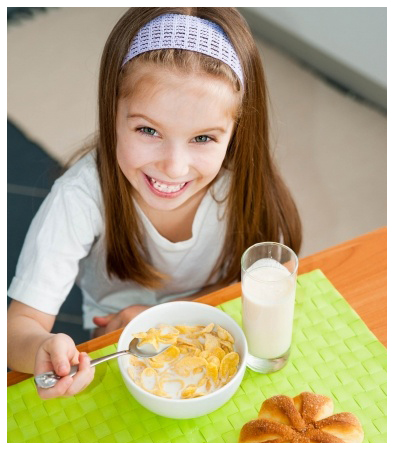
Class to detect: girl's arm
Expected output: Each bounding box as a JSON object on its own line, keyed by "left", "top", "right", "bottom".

{"left": 7, "top": 300, "right": 56, "bottom": 373}
{"left": 7, "top": 300, "right": 95, "bottom": 399}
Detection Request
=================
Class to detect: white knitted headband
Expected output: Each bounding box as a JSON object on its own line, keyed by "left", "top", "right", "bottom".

{"left": 122, "top": 13, "right": 244, "bottom": 87}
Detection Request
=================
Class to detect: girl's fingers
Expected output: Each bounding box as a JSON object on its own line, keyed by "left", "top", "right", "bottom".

{"left": 38, "top": 353, "right": 95, "bottom": 399}
{"left": 37, "top": 375, "right": 74, "bottom": 400}
{"left": 92, "top": 314, "right": 115, "bottom": 326}
{"left": 63, "top": 353, "right": 95, "bottom": 397}
{"left": 103, "top": 314, "right": 123, "bottom": 333}
{"left": 71, "top": 352, "right": 80, "bottom": 366}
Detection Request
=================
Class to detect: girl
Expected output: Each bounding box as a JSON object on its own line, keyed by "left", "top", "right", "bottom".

{"left": 7, "top": 7, "right": 302, "bottom": 398}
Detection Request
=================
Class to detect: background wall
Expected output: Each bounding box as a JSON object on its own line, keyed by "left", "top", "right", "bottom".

{"left": 240, "top": 7, "right": 387, "bottom": 110}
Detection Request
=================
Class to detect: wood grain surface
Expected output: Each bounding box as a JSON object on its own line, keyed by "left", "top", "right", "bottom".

{"left": 8, "top": 227, "right": 386, "bottom": 386}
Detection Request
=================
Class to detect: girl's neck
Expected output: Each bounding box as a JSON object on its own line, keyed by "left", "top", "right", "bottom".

{"left": 135, "top": 186, "right": 208, "bottom": 243}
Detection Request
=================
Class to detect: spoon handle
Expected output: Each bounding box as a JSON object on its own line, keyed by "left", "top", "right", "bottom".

{"left": 34, "top": 349, "right": 130, "bottom": 389}
{"left": 89, "top": 349, "right": 130, "bottom": 367}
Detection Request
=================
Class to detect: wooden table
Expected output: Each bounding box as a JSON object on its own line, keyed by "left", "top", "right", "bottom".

{"left": 8, "top": 226, "right": 386, "bottom": 387}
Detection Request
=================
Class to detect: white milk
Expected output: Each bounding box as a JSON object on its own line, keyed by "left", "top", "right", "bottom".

{"left": 242, "top": 258, "right": 296, "bottom": 359}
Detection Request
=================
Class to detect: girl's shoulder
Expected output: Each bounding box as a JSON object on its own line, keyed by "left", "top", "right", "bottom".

{"left": 48, "top": 150, "right": 103, "bottom": 219}
{"left": 53, "top": 150, "right": 101, "bottom": 199}
{"left": 57, "top": 150, "right": 98, "bottom": 184}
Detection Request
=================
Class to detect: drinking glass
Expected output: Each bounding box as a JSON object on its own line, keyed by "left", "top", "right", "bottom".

{"left": 241, "top": 242, "right": 298, "bottom": 373}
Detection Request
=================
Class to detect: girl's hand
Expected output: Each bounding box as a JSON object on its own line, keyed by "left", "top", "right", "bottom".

{"left": 34, "top": 333, "right": 95, "bottom": 399}
{"left": 92, "top": 305, "right": 150, "bottom": 337}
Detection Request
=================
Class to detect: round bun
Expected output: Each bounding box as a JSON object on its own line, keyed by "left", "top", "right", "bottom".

{"left": 239, "top": 392, "right": 364, "bottom": 443}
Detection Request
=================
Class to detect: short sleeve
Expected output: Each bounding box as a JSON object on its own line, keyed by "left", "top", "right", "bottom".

{"left": 7, "top": 176, "right": 102, "bottom": 316}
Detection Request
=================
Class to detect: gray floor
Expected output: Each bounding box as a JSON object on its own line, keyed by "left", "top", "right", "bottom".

{"left": 7, "top": 8, "right": 387, "bottom": 345}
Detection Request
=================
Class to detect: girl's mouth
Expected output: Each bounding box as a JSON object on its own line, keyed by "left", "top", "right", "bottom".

{"left": 144, "top": 174, "right": 190, "bottom": 197}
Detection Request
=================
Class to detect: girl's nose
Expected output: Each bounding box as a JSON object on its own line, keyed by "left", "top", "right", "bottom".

{"left": 160, "top": 144, "right": 190, "bottom": 179}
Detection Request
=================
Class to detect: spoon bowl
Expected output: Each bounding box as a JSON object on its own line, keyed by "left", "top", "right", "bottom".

{"left": 127, "top": 337, "right": 171, "bottom": 358}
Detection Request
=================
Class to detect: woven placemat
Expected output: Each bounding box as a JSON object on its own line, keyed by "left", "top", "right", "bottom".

{"left": 7, "top": 269, "right": 387, "bottom": 443}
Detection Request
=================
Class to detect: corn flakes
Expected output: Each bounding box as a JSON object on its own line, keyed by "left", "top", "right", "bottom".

{"left": 206, "top": 362, "right": 219, "bottom": 381}
{"left": 219, "top": 352, "right": 239, "bottom": 382}
{"left": 217, "top": 325, "right": 235, "bottom": 343}
{"left": 211, "top": 347, "right": 226, "bottom": 361}
{"left": 127, "top": 323, "right": 240, "bottom": 399}
{"left": 181, "top": 384, "right": 197, "bottom": 398}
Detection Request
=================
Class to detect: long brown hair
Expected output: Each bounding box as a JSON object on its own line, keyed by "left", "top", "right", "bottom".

{"left": 96, "top": 7, "right": 302, "bottom": 288}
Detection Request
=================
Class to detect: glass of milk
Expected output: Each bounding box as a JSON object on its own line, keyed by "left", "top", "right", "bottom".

{"left": 241, "top": 242, "right": 298, "bottom": 373}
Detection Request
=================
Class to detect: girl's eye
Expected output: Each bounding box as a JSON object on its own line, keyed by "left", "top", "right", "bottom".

{"left": 138, "top": 127, "right": 157, "bottom": 136}
{"left": 193, "top": 135, "right": 211, "bottom": 143}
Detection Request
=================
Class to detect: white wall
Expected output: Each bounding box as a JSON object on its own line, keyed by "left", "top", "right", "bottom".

{"left": 241, "top": 7, "right": 387, "bottom": 109}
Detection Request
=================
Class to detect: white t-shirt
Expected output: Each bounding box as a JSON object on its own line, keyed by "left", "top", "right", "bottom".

{"left": 8, "top": 152, "right": 229, "bottom": 329}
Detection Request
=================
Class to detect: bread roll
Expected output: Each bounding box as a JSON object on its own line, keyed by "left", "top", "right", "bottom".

{"left": 239, "top": 392, "right": 363, "bottom": 443}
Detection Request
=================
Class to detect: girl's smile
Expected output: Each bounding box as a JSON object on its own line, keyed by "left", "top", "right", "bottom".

{"left": 144, "top": 173, "right": 189, "bottom": 198}
{"left": 116, "top": 64, "right": 238, "bottom": 218}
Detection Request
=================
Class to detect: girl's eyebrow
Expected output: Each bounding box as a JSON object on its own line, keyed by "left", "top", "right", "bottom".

{"left": 197, "top": 127, "right": 227, "bottom": 134}
{"left": 127, "top": 113, "right": 227, "bottom": 134}
{"left": 127, "top": 113, "right": 159, "bottom": 127}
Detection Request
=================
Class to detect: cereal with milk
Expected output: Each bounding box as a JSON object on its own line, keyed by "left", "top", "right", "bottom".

{"left": 127, "top": 323, "right": 240, "bottom": 399}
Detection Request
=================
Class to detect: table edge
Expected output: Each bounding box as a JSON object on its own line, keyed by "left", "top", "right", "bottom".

{"left": 7, "top": 227, "right": 386, "bottom": 387}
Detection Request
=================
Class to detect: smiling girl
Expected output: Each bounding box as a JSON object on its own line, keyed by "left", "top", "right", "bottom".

{"left": 8, "top": 8, "right": 302, "bottom": 398}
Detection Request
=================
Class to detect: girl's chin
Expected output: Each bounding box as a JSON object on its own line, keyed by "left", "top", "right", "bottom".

{"left": 133, "top": 184, "right": 191, "bottom": 211}
{"left": 139, "top": 186, "right": 203, "bottom": 213}
{"left": 139, "top": 196, "right": 191, "bottom": 213}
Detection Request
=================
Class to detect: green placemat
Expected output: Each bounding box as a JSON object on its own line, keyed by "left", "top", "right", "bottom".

{"left": 8, "top": 269, "right": 386, "bottom": 443}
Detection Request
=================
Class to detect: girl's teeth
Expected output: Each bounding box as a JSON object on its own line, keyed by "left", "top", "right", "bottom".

{"left": 150, "top": 177, "right": 186, "bottom": 193}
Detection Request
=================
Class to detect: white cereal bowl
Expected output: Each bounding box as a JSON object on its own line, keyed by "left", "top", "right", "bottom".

{"left": 117, "top": 301, "right": 247, "bottom": 419}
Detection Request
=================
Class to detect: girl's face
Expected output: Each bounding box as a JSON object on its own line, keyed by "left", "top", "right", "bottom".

{"left": 116, "top": 64, "right": 237, "bottom": 213}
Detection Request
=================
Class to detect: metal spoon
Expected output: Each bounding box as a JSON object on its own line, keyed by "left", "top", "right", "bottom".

{"left": 34, "top": 337, "right": 170, "bottom": 389}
